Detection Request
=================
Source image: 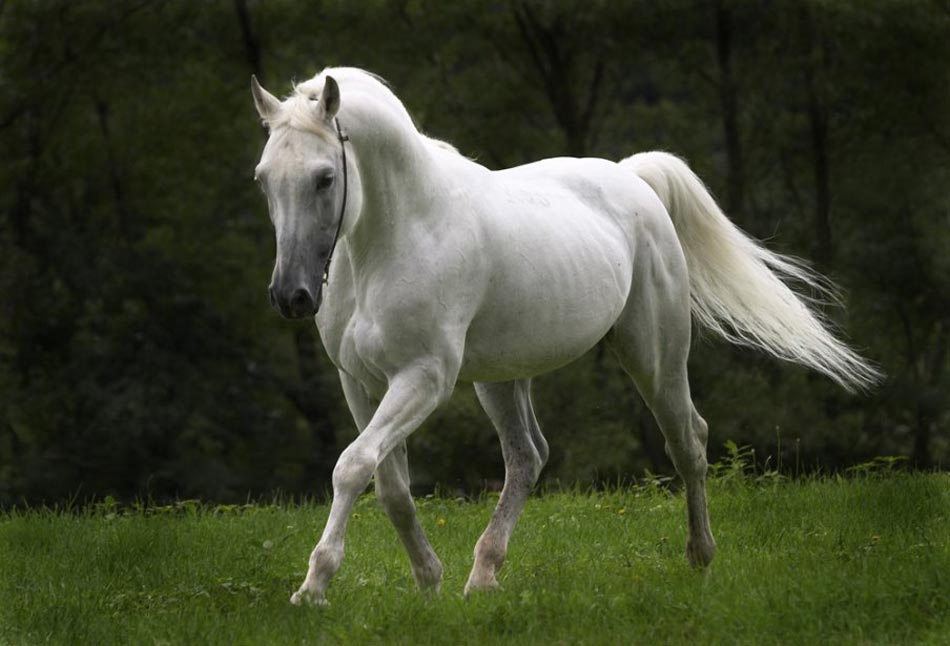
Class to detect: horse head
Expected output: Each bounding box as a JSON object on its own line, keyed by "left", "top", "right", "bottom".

{"left": 252, "top": 75, "right": 351, "bottom": 318}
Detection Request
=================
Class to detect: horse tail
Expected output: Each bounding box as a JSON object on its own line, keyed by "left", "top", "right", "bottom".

{"left": 619, "top": 151, "right": 881, "bottom": 392}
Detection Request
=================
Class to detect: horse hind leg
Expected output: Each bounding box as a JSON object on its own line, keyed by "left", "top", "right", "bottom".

{"left": 607, "top": 258, "right": 716, "bottom": 567}
{"left": 465, "top": 379, "right": 549, "bottom": 595}
{"left": 659, "top": 396, "right": 715, "bottom": 568}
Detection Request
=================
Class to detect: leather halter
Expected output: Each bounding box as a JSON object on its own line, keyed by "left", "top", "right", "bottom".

{"left": 322, "top": 117, "right": 350, "bottom": 285}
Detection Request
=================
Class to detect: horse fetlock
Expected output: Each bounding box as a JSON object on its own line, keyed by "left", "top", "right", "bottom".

{"left": 412, "top": 555, "right": 443, "bottom": 591}
{"left": 475, "top": 535, "right": 507, "bottom": 570}
{"left": 309, "top": 543, "right": 344, "bottom": 572}
{"left": 467, "top": 536, "right": 507, "bottom": 594}
{"left": 686, "top": 532, "right": 716, "bottom": 568}
{"left": 292, "top": 545, "right": 343, "bottom": 607}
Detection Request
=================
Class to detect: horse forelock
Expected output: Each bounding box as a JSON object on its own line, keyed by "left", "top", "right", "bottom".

{"left": 262, "top": 68, "right": 402, "bottom": 136}
{"left": 265, "top": 67, "right": 464, "bottom": 162}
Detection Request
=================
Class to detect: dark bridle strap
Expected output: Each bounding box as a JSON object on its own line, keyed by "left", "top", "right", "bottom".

{"left": 322, "top": 117, "right": 350, "bottom": 285}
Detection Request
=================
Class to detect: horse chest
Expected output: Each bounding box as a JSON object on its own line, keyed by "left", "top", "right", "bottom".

{"left": 334, "top": 311, "right": 432, "bottom": 395}
{"left": 327, "top": 316, "right": 386, "bottom": 394}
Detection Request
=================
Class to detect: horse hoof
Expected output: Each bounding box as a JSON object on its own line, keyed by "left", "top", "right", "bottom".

{"left": 290, "top": 589, "right": 329, "bottom": 607}
{"left": 463, "top": 576, "right": 500, "bottom": 598}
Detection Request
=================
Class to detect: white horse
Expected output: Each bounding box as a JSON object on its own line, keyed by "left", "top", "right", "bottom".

{"left": 250, "top": 67, "right": 878, "bottom": 605}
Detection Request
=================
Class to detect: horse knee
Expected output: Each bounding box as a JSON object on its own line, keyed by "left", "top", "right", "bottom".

{"left": 409, "top": 359, "right": 457, "bottom": 407}
{"left": 333, "top": 445, "right": 375, "bottom": 494}
{"left": 310, "top": 542, "right": 343, "bottom": 567}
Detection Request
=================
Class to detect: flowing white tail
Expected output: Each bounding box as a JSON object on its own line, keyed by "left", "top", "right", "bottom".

{"left": 621, "top": 151, "right": 881, "bottom": 392}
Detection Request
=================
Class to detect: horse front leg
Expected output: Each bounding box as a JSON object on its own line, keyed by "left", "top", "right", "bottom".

{"left": 290, "top": 364, "right": 451, "bottom": 606}
{"left": 338, "top": 373, "right": 443, "bottom": 593}
{"left": 375, "top": 441, "right": 443, "bottom": 591}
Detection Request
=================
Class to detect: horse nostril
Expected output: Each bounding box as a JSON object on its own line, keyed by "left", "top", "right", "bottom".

{"left": 290, "top": 288, "right": 312, "bottom": 312}
{"left": 268, "top": 286, "right": 278, "bottom": 309}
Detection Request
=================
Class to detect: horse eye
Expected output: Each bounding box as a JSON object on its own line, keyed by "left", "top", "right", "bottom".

{"left": 315, "top": 173, "right": 335, "bottom": 191}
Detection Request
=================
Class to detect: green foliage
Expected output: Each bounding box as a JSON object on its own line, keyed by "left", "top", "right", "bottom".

{"left": 847, "top": 455, "right": 910, "bottom": 476}
{"left": 1, "top": 474, "right": 949, "bottom": 644}
{"left": 1, "top": 1, "right": 948, "bottom": 505}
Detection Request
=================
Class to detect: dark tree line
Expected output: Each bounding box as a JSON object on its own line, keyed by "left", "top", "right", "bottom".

{"left": 1, "top": 0, "right": 948, "bottom": 506}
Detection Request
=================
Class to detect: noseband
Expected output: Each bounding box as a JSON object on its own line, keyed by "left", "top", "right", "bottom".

{"left": 322, "top": 117, "right": 350, "bottom": 285}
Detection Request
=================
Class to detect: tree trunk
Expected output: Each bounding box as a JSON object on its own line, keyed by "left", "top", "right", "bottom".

{"left": 511, "top": 3, "right": 606, "bottom": 157}
{"left": 805, "top": 78, "right": 832, "bottom": 267}
{"left": 912, "top": 404, "right": 931, "bottom": 469}
{"left": 714, "top": 0, "right": 745, "bottom": 221}
{"left": 799, "top": 6, "right": 834, "bottom": 267}
{"left": 233, "top": 0, "right": 263, "bottom": 81}
{"left": 94, "top": 97, "right": 132, "bottom": 241}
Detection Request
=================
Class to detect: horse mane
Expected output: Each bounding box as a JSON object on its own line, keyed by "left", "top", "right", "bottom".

{"left": 270, "top": 67, "right": 462, "bottom": 157}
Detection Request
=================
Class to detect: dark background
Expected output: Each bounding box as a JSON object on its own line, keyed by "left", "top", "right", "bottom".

{"left": 1, "top": 0, "right": 947, "bottom": 506}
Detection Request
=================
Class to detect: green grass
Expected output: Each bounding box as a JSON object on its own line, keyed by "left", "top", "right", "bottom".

{"left": 2, "top": 473, "right": 949, "bottom": 645}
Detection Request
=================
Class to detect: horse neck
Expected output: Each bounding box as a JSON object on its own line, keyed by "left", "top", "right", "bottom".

{"left": 343, "top": 103, "right": 446, "bottom": 254}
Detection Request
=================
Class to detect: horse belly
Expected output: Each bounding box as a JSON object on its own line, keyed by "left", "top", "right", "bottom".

{"left": 459, "top": 217, "right": 632, "bottom": 382}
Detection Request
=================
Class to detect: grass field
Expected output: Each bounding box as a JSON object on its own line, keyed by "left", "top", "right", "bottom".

{"left": 2, "top": 470, "right": 948, "bottom": 645}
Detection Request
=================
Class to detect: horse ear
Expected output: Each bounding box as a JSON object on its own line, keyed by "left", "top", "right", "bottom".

{"left": 251, "top": 75, "right": 280, "bottom": 123}
{"left": 321, "top": 76, "right": 340, "bottom": 120}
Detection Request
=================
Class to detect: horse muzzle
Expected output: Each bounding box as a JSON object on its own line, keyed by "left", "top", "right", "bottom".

{"left": 269, "top": 283, "right": 322, "bottom": 319}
